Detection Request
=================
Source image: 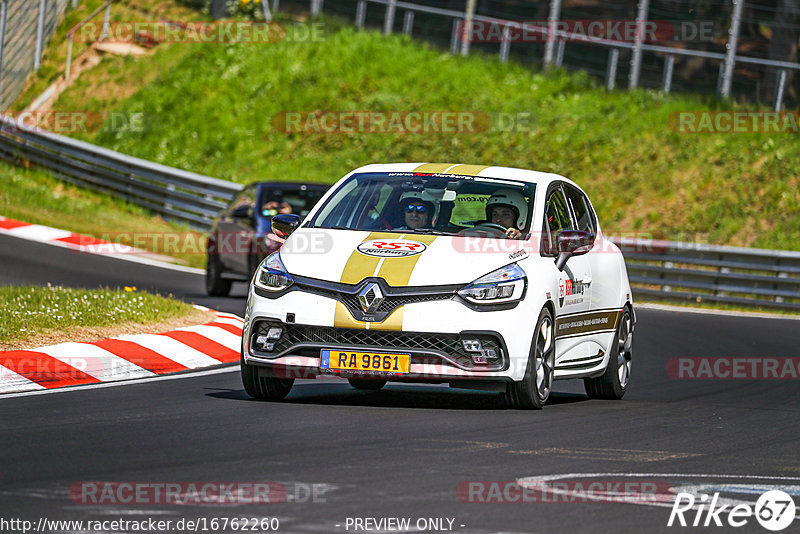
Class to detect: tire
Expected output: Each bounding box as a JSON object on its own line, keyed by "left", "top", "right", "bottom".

{"left": 206, "top": 252, "right": 232, "bottom": 297}
{"left": 584, "top": 309, "right": 633, "bottom": 400}
{"left": 505, "top": 307, "right": 555, "bottom": 410}
{"left": 241, "top": 354, "right": 294, "bottom": 400}
{"left": 348, "top": 378, "right": 387, "bottom": 391}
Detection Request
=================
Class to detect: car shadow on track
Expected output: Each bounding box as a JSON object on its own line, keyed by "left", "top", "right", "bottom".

{"left": 205, "top": 383, "right": 589, "bottom": 410}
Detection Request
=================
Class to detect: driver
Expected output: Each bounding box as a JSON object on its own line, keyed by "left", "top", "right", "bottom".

{"left": 398, "top": 191, "right": 434, "bottom": 230}
{"left": 485, "top": 189, "right": 528, "bottom": 239}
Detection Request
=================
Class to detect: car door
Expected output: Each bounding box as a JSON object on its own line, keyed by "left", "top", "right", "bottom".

{"left": 543, "top": 184, "right": 593, "bottom": 363}
{"left": 220, "top": 185, "right": 257, "bottom": 273}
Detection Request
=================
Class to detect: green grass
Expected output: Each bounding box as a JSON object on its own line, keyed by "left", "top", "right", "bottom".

{"left": 76, "top": 22, "right": 799, "bottom": 251}
{"left": 0, "top": 161, "right": 207, "bottom": 269}
{"left": 0, "top": 284, "right": 197, "bottom": 347}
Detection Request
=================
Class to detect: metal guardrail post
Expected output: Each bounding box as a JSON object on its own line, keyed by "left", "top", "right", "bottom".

{"left": 310, "top": 0, "right": 322, "bottom": 17}
{"left": 606, "top": 47, "right": 619, "bottom": 90}
{"left": 460, "top": 0, "right": 476, "bottom": 56}
{"left": 272, "top": 0, "right": 279, "bottom": 13}
{"left": 383, "top": 0, "right": 396, "bottom": 35}
{"left": 543, "top": 0, "right": 562, "bottom": 68}
{"left": 35, "top": 0, "right": 47, "bottom": 71}
{"left": 720, "top": 0, "right": 743, "bottom": 98}
{"left": 629, "top": 0, "right": 649, "bottom": 88}
{"left": 356, "top": 1, "right": 366, "bottom": 28}
{"left": 662, "top": 54, "right": 674, "bottom": 92}
{"left": 774, "top": 69, "right": 787, "bottom": 111}
{"left": 101, "top": 2, "right": 111, "bottom": 41}
{"left": 402, "top": 11, "right": 414, "bottom": 36}
{"left": 499, "top": 24, "right": 511, "bottom": 63}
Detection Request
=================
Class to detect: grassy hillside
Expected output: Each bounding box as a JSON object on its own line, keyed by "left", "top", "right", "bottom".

{"left": 77, "top": 24, "right": 798, "bottom": 251}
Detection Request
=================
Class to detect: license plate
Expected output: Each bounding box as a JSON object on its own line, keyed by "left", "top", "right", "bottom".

{"left": 320, "top": 350, "right": 410, "bottom": 375}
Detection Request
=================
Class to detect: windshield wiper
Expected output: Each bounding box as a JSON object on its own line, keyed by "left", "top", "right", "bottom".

{"left": 407, "top": 229, "right": 453, "bottom": 236}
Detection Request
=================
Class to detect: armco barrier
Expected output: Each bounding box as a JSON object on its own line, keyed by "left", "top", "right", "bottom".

{"left": 0, "top": 115, "right": 242, "bottom": 228}
{"left": 1, "top": 115, "right": 798, "bottom": 310}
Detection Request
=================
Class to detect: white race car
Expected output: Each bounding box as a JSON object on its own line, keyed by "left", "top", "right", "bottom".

{"left": 241, "top": 163, "right": 635, "bottom": 409}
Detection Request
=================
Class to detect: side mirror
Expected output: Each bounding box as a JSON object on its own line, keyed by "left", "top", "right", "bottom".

{"left": 271, "top": 213, "right": 301, "bottom": 239}
{"left": 232, "top": 205, "right": 253, "bottom": 220}
{"left": 554, "top": 230, "right": 595, "bottom": 271}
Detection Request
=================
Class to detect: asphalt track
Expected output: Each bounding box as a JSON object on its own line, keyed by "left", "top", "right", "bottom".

{"left": 2, "top": 233, "right": 800, "bottom": 534}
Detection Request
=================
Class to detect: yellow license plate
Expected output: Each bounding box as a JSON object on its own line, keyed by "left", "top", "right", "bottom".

{"left": 320, "top": 350, "right": 410, "bottom": 374}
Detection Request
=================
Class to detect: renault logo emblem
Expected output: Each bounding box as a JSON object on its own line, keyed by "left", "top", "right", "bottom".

{"left": 358, "top": 283, "right": 384, "bottom": 314}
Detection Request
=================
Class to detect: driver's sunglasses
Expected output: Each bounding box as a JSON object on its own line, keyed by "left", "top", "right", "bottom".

{"left": 404, "top": 204, "right": 427, "bottom": 213}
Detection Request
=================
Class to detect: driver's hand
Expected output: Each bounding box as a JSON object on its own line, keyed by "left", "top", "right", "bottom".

{"left": 505, "top": 227, "right": 522, "bottom": 239}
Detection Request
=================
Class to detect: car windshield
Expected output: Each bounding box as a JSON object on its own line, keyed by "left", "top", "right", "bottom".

{"left": 258, "top": 187, "right": 327, "bottom": 218}
{"left": 308, "top": 172, "right": 535, "bottom": 238}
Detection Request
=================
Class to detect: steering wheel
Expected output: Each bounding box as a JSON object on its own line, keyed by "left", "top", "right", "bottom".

{"left": 459, "top": 222, "right": 508, "bottom": 235}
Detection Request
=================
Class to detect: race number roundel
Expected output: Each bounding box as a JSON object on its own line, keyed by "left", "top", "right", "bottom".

{"left": 357, "top": 239, "right": 427, "bottom": 258}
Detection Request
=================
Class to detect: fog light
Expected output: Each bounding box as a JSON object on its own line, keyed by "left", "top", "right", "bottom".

{"left": 255, "top": 336, "right": 276, "bottom": 352}
{"left": 471, "top": 354, "right": 487, "bottom": 364}
{"left": 462, "top": 339, "right": 482, "bottom": 352}
{"left": 266, "top": 327, "right": 283, "bottom": 340}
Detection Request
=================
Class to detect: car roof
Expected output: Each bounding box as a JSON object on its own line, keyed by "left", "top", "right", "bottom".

{"left": 346, "top": 163, "right": 582, "bottom": 191}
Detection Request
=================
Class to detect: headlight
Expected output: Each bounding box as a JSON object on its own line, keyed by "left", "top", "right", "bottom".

{"left": 458, "top": 263, "right": 526, "bottom": 304}
{"left": 254, "top": 252, "right": 293, "bottom": 292}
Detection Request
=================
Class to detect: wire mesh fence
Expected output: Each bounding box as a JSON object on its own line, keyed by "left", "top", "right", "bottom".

{"left": 273, "top": 0, "right": 799, "bottom": 108}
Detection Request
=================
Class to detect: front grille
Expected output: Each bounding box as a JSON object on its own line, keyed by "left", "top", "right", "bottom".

{"left": 299, "top": 284, "right": 453, "bottom": 317}
{"left": 251, "top": 321, "right": 506, "bottom": 371}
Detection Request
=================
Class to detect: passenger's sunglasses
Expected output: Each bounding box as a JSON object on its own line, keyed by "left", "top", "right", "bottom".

{"left": 404, "top": 204, "right": 427, "bottom": 213}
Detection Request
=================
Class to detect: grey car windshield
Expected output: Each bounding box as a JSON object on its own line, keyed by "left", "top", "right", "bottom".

{"left": 308, "top": 172, "right": 535, "bottom": 238}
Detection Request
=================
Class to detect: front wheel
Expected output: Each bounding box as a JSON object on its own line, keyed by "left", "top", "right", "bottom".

{"left": 241, "top": 354, "right": 294, "bottom": 400}
{"left": 584, "top": 309, "right": 633, "bottom": 400}
{"left": 505, "top": 307, "right": 555, "bottom": 410}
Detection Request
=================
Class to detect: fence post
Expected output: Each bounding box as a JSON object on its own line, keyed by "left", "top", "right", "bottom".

{"left": 555, "top": 39, "right": 565, "bottom": 66}
{"left": 606, "top": 47, "right": 619, "bottom": 90}
{"left": 72, "top": 0, "right": 78, "bottom": 8}
{"left": 383, "top": 0, "right": 396, "bottom": 35}
{"left": 629, "top": 0, "right": 649, "bottom": 88}
{"left": 450, "top": 18, "right": 460, "bottom": 54}
{"left": 720, "top": 0, "right": 744, "bottom": 98}
{"left": 662, "top": 54, "right": 674, "bottom": 92}
{"left": 460, "top": 0, "right": 476, "bottom": 56}
{"left": 310, "top": 0, "right": 322, "bottom": 17}
{"left": 402, "top": 11, "right": 414, "bottom": 36}
{"left": 261, "top": 0, "right": 272, "bottom": 22}
{"left": 34, "top": 0, "right": 47, "bottom": 71}
{"left": 0, "top": 0, "right": 7, "bottom": 96}
{"left": 100, "top": 1, "right": 111, "bottom": 41}
{"left": 543, "top": 0, "right": 562, "bottom": 68}
{"left": 65, "top": 33, "right": 74, "bottom": 81}
{"left": 773, "top": 68, "right": 786, "bottom": 111}
{"left": 272, "top": 0, "right": 279, "bottom": 13}
{"left": 499, "top": 24, "right": 511, "bottom": 63}
{"left": 356, "top": 1, "right": 366, "bottom": 28}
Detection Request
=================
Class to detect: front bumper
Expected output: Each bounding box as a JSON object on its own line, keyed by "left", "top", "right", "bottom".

{"left": 243, "top": 285, "right": 539, "bottom": 382}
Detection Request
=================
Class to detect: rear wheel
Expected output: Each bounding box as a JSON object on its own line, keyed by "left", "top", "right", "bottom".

{"left": 241, "top": 354, "right": 294, "bottom": 400}
{"left": 206, "top": 252, "right": 232, "bottom": 297}
{"left": 348, "top": 378, "right": 387, "bottom": 391}
{"left": 584, "top": 309, "right": 632, "bottom": 400}
{"left": 505, "top": 308, "right": 555, "bottom": 410}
